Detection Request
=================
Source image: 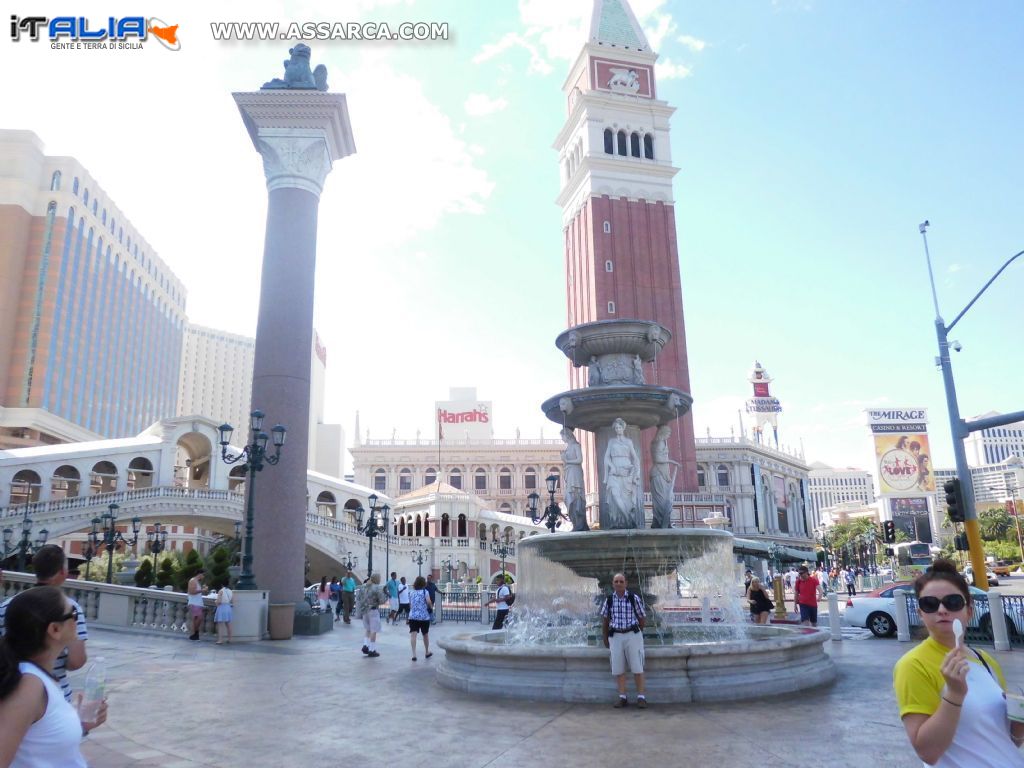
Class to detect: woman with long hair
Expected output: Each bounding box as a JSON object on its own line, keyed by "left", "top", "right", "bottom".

{"left": 894, "top": 559, "right": 1024, "bottom": 766}
{"left": 316, "top": 576, "right": 330, "bottom": 614}
{"left": 0, "top": 586, "right": 107, "bottom": 766}
{"left": 745, "top": 577, "right": 774, "bottom": 625}
{"left": 407, "top": 576, "right": 434, "bottom": 662}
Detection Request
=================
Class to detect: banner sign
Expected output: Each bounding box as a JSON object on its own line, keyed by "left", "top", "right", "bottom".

{"left": 868, "top": 407, "right": 934, "bottom": 494}
{"left": 889, "top": 497, "right": 933, "bottom": 543}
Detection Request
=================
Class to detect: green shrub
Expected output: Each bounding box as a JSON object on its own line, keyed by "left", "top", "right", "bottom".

{"left": 174, "top": 548, "right": 204, "bottom": 592}
{"left": 155, "top": 556, "right": 176, "bottom": 589}
{"left": 207, "top": 547, "right": 231, "bottom": 590}
{"left": 134, "top": 558, "right": 154, "bottom": 588}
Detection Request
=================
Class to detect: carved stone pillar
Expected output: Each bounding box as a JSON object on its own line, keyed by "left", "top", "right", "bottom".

{"left": 233, "top": 89, "right": 354, "bottom": 604}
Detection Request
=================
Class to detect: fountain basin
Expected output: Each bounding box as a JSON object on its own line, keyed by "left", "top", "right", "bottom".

{"left": 556, "top": 319, "right": 671, "bottom": 365}
{"left": 437, "top": 625, "right": 836, "bottom": 703}
{"left": 543, "top": 386, "right": 692, "bottom": 431}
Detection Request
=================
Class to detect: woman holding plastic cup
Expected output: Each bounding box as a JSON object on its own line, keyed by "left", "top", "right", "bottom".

{"left": 0, "top": 586, "right": 107, "bottom": 766}
{"left": 893, "top": 559, "right": 1024, "bottom": 766}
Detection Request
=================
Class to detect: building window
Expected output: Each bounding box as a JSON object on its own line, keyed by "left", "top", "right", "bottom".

{"left": 449, "top": 468, "right": 462, "bottom": 489}
{"left": 616, "top": 130, "right": 627, "bottom": 156}
{"left": 603, "top": 128, "right": 613, "bottom": 154}
{"left": 399, "top": 468, "right": 412, "bottom": 492}
{"left": 607, "top": 301, "right": 615, "bottom": 314}
{"left": 696, "top": 465, "right": 706, "bottom": 487}
{"left": 50, "top": 171, "right": 61, "bottom": 191}
{"left": 524, "top": 468, "right": 537, "bottom": 490}
{"left": 424, "top": 468, "right": 437, "bottom": 486}
{"left": 373, "top": 469, "right": 386, "bottom": 491}
{"left": 630, "top": 132, "right": 640, "bottom": 157}
{"left": 644, "top": 134, "right": 654, "bottom": 159}
{"left": 474, "top": 468, "right": 487, "bottom": 491}
{"left": 605, "top": 260, "right": 613, "bottom": 272}
{"left": 602, "top": 220, "right": 611, "bottom": 234}
{"left": 72, "top": 177, "right": 79, "bottom": 194}
{"left": 499, "top": 467, "right": 512, "bottom": 490}
{"left": 716, "top": 464, "right": 730, "bottom": 486}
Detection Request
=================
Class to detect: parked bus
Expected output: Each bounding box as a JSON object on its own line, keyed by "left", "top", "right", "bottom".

{"left": 894, "top": 541, "right": 932, "bottom": 577}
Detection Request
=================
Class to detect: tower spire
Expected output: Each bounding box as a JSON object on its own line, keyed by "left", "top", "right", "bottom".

{"left": 589, "top": 0, "right": 650, "bottom": 52}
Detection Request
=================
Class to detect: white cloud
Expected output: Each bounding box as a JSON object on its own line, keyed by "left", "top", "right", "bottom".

{"left": 678, "top": 34, "right": 707, "bottom": 52}
{"left": 464, "top": 93, "right": 509, "bottom": 116}
{"left": 656, "top": 58, "right": 692, "bottom": 80}
{"left": 947, "top": 263, "right": 963, "bottom": 273}
{"left": 472, "top": 31, "right": 554, "bottom": 75}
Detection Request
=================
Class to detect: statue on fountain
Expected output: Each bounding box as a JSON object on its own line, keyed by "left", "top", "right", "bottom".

{"left": 649, "top": 425, "right": 680, "bottom": 529}
{"left": 603, "top": 417, "right": 643, "bottom": 528}
{"left": 561, "top": 427, "right": 589, "bottom": 531}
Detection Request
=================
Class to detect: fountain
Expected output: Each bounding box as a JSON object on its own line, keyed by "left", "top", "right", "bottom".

{"left": 437, "top": 320, "right": 836, "bottom": 703}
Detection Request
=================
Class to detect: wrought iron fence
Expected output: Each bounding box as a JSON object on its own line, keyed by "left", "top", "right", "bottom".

{"left": 906, "top": 594, "right": 994, "bottom": 645}
{"left": 439, "top": 588, "right": 484, "bottom": 622}
{"left": 1000, "top": 594, "right": 1024, "bottom": 647}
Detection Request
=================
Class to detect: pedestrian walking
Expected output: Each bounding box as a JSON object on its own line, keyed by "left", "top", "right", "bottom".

{"left": 407, "top": 576, "right": 434, "bottom": 661}
{"left": 329, "top": 577, "right": 341, "bottom": 622}
{"left": 340, "top": 570, "right": 357, "bottom": 624}
{"left": 315, "top": 576, "right": 330, "bottom": 613}
{"left": 844, "top": 567, "right": 857, "bottom": 597}
{"left": 357, "top": 574, "right": 388, "bottom": 658}
{"left": 187, "top": 569, "right": 206, "bottom": 641}
{"left": 214, "top": 584, "right": 233, "bottom": 644}
{"left": 894, "top": 559, "right": 1024, "bottom": 766}
{"left": 600, "top": 572, "right": 647, "bottom": 708}
{"left": 396, "top": 576, "right": 411, "bottom": 622}
{"left": 487, "top": 575, "right": 512, "bottom": 630}
{"left": 793, "top": 565, "right": 822, "bottom": 627}
{"left": 386, "top": 572, "right": 400, "bottom": 624}
{"left": 425, "top": 574, "right": 442, "bottom": 624}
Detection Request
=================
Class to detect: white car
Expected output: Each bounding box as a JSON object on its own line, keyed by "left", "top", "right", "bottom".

{"left": 964, "top": 566, "right": 999, "bottom": 587}
{"left": 841, "top": 582, "right": 1020, "bottom": 638}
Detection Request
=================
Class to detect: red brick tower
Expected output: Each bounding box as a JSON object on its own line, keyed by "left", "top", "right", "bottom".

{"left": 555, "top": 0, "right": 697, "bottom": 497}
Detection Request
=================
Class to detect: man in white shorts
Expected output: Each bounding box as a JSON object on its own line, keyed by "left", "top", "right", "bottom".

{"left": 600, "top": 572, "right": 647, "bottom": 709}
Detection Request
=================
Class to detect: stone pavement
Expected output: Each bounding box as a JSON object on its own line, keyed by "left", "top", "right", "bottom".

{"left": 76, "top": 620, "right": 1024, "bottom": 768}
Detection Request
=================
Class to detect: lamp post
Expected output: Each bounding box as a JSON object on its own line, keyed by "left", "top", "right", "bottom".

{"left": 2, "top": 492, "right": 49, "bottom": 572}
{"left": 526, "top": 475, "right": 568, "bottom": 533}
{"left": 768, "top": 541, "right": 787, "bottom": 620}
{"left": 343, "top": 551, "right": 359, "bottom": 571}
{"left": 95, "top": 503, "right": 141, "bottom": 584}
{"left": 919, "top": 224, "right": 1024, "bottom": 590}
{"left": 490, "top": 533, "right": 513, "bottom": 580}
{"left": 356, "top": 494, "right": 389, "bottom": 579}
{"left": 146, "top": 522, "right": 168, "bottom": 584}
{"left": 412, "top": 547, "right": 427, "bottom": 578}
{"left": 218, "top": 410, "right": 287, "bottom": 590}
{"left": 442, "top": 555, "right": 455, "bottom": 584}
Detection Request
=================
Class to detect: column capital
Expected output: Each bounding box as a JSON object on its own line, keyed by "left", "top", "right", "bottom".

{"left": 233, "top": 91, "right": 356, "bottom": 196}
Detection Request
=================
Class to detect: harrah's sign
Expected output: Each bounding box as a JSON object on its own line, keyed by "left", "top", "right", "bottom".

{"left": 438, "top": 407, "right": 490, "bottom": 424}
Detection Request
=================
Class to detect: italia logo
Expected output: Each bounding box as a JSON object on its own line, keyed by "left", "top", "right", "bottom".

{"left": 10, "top": 15, "right": 181, "bottom": 50}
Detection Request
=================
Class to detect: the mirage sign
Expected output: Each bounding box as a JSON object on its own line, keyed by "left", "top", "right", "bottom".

{"left": 866, "top": 407, "right": 934, "bottom": 495}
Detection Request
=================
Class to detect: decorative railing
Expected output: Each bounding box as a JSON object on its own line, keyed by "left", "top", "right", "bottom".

{"left": 0, "top": 485, "right": 243, "bottom": 520}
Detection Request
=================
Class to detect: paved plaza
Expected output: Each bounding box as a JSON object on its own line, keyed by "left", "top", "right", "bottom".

{"left": 76, "top": 620, "right": 1024, "bottom": 768}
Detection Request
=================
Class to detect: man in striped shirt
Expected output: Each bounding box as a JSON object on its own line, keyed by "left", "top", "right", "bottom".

{"left": 0, "top": 544, "right": 88, "bottom": 702}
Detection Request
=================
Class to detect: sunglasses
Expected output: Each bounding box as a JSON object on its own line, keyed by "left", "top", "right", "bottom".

{"left": 58, "top": 606, "right": 79, "bottom": 622}
{"left": 918, "top": 594, "right": 966, "bottom": 614}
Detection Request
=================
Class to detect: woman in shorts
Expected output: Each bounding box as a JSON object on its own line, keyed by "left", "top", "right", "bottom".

{"left": 407, "top": 576, "right": 434, "bottom": 661}
{"left": 893, "top": 558, "right": 1024, "bottom": 766}
{"left": 745, "top": 577, "right": 774, "bottom": 625}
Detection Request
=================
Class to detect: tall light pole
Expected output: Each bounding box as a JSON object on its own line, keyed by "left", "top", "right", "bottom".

{"left": 411, "top": 547, "right": 427, "bottom": 578}
{"left": 147, "top": 522, "right": 168, "bottom": 583}
{"left": 218, "top": 410, "right": 287, "bottom": 590}
{"left": 919, "top": 223, "right": 1024, "bottom": 589}
{"left": 96, "top": 503, "right": 141, "bottom": 584}
{"left": 526, "top": 475, "right": 568, "bottom": 533}
{"left": 1, "top": 487, "right": 49, "bottom": 572}
{"left": 490, "top": 533, "right": 512, "bottom": 579}
{"left": 356, "top": 494, "right": 389, "bottom": 579}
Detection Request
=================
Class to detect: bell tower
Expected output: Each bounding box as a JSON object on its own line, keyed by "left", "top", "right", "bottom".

{"left": 555, "top": 0, "right": 698, "bottom": 494}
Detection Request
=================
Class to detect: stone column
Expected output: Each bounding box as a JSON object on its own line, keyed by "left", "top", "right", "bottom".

{"left": 233, "top": 90, "right": 354, "bottom": 604}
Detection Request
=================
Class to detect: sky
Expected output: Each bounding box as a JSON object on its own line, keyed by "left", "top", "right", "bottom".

{"left": 4, "top": 0, "right": 1022, "bottom": 477}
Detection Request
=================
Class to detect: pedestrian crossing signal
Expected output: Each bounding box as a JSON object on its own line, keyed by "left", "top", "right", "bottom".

{"left": 883, "top": 520, "right": 896, "bottom": 543}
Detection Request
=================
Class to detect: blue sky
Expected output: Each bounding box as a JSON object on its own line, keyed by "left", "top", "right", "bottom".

{"left": 4, "top": 0, "right": 1022, "bottom": 474}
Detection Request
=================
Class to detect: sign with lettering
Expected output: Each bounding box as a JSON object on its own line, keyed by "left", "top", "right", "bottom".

{"left": 435, "top": 400, "right": 493, "bottom": 441}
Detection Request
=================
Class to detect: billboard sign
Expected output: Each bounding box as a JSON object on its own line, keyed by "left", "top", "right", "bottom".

{"left": 867, "top": 408, "right": 934, "bottom": 494}
{"left": 889, "top": 497, "right": 933, "bottom": 544}
{"left": 435, "top": 399, "right": 493, "bottom": 441}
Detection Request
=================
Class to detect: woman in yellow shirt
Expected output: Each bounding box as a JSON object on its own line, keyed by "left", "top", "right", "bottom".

{"left": 893, "top": 559, "right": 1024, "bottom": 766}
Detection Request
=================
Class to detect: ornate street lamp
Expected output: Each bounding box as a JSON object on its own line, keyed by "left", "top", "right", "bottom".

{"left": 526, "top": 475, "right": 568, "bottom": 533}
{"left": 411, "top": 547, "right": 428, "bottom": 578}
{"left": 356, "top": 494, "right": 389, "bottom": 579}
{"left": 146, "top": 521, "right": 169, "bottom": 580}
{"left": 490, "top": 533, "right": 513, "bottom": 579}
{"left": 2, "top": 491, "right": 49, "bottom": 572}
{"left": 218, "top": 410, "right": 287, "bottom": 590}
{"left": 95, "top": 503, "right": 141, "bottom": 584}
{"left": 343, "top": 551, "right": 359, "bottom": 571}
{"left": 441, "top": 555, "right": 456, "bottom": 584}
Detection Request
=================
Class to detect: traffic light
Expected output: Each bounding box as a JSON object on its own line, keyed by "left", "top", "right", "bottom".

{"left": 884, "top": 547, "right": 895, "bottom": 557}
{"left": 954, "top": 533, "right": 968, "bottom": 551}
{"left": 944, "top": 478, "right": 965, "bottom": 523}
{"left": 883, "top": 520, "right": 896, "bottom": 543}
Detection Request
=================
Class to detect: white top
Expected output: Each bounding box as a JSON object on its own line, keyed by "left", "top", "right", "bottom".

{"left": 397, "top": 584, "right": 410, "bottom": 604}
{"left": 496, "top": 585, "right": 510, "bottom": 610}
{"left": 12, "top": 663, "right": 87, "bottom": 768}
{"left": 217, "top": 587, "right": 233, "bottom": 605}
{"left": 186, "top": 585, "right": 204, "bottom": 607}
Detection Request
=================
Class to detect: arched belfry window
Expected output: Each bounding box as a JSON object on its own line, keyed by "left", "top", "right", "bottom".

{"left": 630, "top": 132, "right": 640, "bottom": 158}
{"left": 50, "top": 171, "right": 61, "bottom": 191}
{"left": 603, "top": 128, "right": 614, "bottom": 154}
{"left": 616, "top": 130, "right": 627, "bottom": 156}
{"left": 644, "top": 134, "right": 654, "bottom": 159}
